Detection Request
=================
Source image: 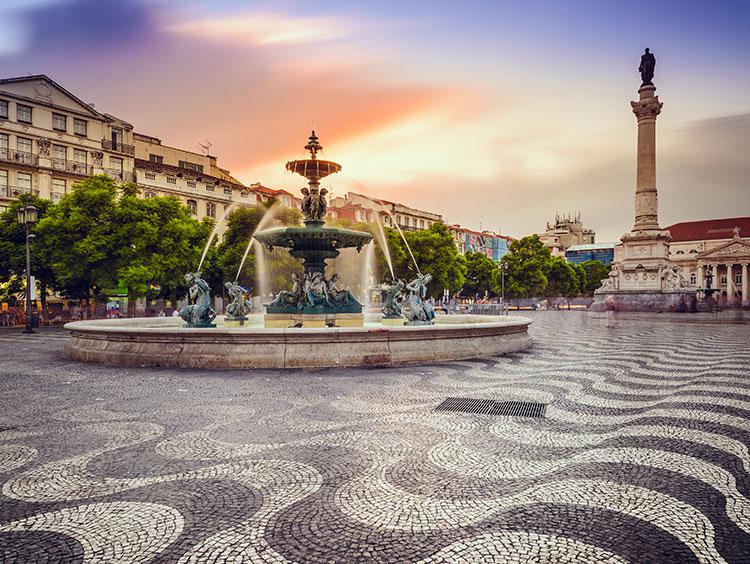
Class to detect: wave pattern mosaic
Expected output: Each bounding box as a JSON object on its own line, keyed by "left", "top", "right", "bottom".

{"left": 0, "top": 314, "right": 748, "bottom": 563}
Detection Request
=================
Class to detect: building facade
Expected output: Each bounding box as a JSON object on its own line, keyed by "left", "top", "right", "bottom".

{"left": 539, "top": 213, "right": 595, "bottom": 256}
{"left": 328, "top": 192, "right": 442, "bottom": 231}
{"left": 565, "top": 243, "right": 616, "bottom": 265}
{"left": 0, "top": 75, "right": 136, "bottom": 213}
{"left": 449, "top": 225, "right": 512, "bottom": 262}
{"left": 665, "top": 217, "right": 750, "bottom": 305}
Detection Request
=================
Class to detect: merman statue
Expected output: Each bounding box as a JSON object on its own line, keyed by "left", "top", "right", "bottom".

{"left": 403, "top": 273, "right": 435, "bottom": 325}
{"left": 382, "top": 279, "right": 405, "bottom": 319}
{"left": 180, "top": 272, "right": 217, "bottom": 328}
{"left": 224, "top": 281, "right": 252, "bottom": 322}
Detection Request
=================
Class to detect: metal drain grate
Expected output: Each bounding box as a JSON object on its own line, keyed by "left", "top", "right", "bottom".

{"left": 435, "top": 397, "right": 546, "bottom": 418}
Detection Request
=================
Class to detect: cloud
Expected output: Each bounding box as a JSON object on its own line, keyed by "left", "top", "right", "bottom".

{"left": 165, "top": 9, "right": 358, "bottom": 47}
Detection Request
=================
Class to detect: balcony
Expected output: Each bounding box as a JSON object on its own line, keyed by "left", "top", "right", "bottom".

{"left": 2, "top": 185, "right": 40, "bottom": 198}
{"left": 0, "top": 148, "right": 39, "bottom": 167}
{"left": 104, "top": 168, "right": 134, "bottom": 183}
{"left": 51, "top": 159, "right": 93, "bottom": 176}
{"left": 101, "top": 139, "right": 135, "bottom": 156}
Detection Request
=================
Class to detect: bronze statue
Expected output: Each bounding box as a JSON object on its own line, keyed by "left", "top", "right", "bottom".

{"left": 269, "top": 272, "right": 305, "bottom": 307}
{"left": 180, "top": 272, "right": 217, "bottom": 328}
{"left": 224, "top": 281, "right": 252, "bottom": 321}
{"left": 639, "top": 48, "right": 656, "bottom": 85}
{"left": 325, "top": 273, "right": 357, "bottom": 306}
{"left": 382, "top": 280, "right": 405, "bottom": 319}
{"left": 403, "top": 273, "right": 435, "bottom": 325}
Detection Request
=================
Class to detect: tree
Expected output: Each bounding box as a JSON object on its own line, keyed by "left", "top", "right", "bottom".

{"left": 500, "top": 235, "right": 551, "bottom": 298}
{"left": 578, "top": 259, "right": 610, "bottom": 295}
{"left": 35, "top": 176, "right": 121, "bottom": 313}
{"left": 397, "top": 223, "right": 467, "bottom": 298}
{"left": 112, "top": 188, "right": 213, "bottom": 314}
{"left": 462, "top": 251, "right": 499, "bottom": 297}
{"left": 545, "top": 256, "right": 580, "bottom": 300}
{"left": 0, "top": 194, "right": 56, "bottom": 318}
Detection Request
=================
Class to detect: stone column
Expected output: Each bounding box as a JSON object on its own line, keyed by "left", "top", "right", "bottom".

{"left": 696, "top": 264, "right": 703, "bottom": 288}
{"left": 742, "top": 264, "right": 749, "bottom": 306}
{"left": 726, "top": 264, "right": 734, "bottom": 304}
{"left": 712, "top": 264, "right": 718, "bottom": 289}
{"left": 630, "top": 84, "right": 664, "bottom": 231}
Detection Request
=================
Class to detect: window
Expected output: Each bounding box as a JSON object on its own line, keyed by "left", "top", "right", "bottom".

{"left": 675, "top": 250, "right": 685, "bottom": 255}
{"left": 0, "top": 170, "right": 7, "bottom": 192}
{"left": 144, "top": 172, "right": 156, "bottom": 180}
{"left": 73, "top": 149, "right": 87, "bottom": 171}
{"left": 111, "top": 128, "right": 123, "bottom": 148}
{"left": 187, "top": 180, "right": 196, "bottom": 188}
{"left": 73, "top": 118, "right": 87, "bottom": 136}
{"left": 16, "top": 138, "right": 33, "bottom": 164}
{"left": 736, "top": 274, "right": 743, "bottom": 285}
{"left": 178, "top": 160, "right": 204, "bottom": 173}
{"left": 167, "top": 176, "right": 176, "bottom": 184}
{"left": 186, "top": 199, "right": 197, "bottom": 215}
{"left": 52, "top": 178, "right": 66, "bottom": 201}
{"left": 144, "top": 191, "right": 156, "bottom": 198}
{"left": 419, "top": 219, "right": 424, "bottom": 228}
{"left": 17, "top": 172, "right": 32, "bottom": 192}
{"left": 52, "top": 113, "right": 67, "bottom": 132}
{"left": 17, "top": 104, "right": 32, "bottom": 124}
{"left": 689, "top": 249, "right": 698, "bottom": 254}
{"left": 206, "top": 202, "right": 216, "bottom": 218}
{"left": 690, "top": 273, "right": 697, "bottom": 285}
{"left": 52, "top": 145, "right": 66, "bottom": 169}
{"left": 149, "top": 154, "right": 163, "bottom": 164}
{"left": 205, "top": 184, "right": 214, "bottom": 192}
{"left": 0, "top": 100, "right": 8, "bottom": 119}
{"left": 109, "top": 156, "right": 123, "bottom": 171}
{"left": 721, "top": 275, "right": 727, "bottom": 284}
{"left": 0, "top": 133, "right": 7, "bottom": 158}
{"left": 223, "top": 187, "right": 232, "bottom": 195}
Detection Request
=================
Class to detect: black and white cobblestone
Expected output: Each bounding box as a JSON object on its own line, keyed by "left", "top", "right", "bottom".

{"left": 0, "top": 312, "right": 747, "bottom": 563}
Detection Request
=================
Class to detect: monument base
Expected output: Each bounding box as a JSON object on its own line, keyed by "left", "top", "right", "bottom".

{"left": 264, "top": 313, "right": 364, "bottom": 328}
{"left": 223, "top": 318, "right": 247, "bottom": 328}
{"left": 591, "top": 290, "right": 698, "bottom": 313}
{"left": 382, "top": 317, "right": 405, "bottom": 326}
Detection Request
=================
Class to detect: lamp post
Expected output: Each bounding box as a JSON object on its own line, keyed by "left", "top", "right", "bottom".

{"left": 17, "top": 205, "right": 38, "bottom": 334}
{"left": 501, "top": 261, "right": 508, "bottom": 316}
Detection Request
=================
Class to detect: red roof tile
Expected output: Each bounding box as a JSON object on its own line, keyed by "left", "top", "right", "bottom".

{"left": 665, "top": 217, "right": 750, "bottom": 242}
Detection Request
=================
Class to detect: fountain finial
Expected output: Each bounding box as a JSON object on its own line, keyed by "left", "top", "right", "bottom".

{"left": 305, "top": 130, "right": 322, "bottom": 160}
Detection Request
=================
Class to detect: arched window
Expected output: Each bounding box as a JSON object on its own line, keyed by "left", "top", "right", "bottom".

{"left": 186, "top": 199, "right": 197, "bottom": 215}
{"left": 144, "top": 191, "right": 156, "bottom": 198}
{"left": 689, "top": 249, "right": 698, "bottom": 254}
{"left": 206, "top": 201, "right": 216, "bottom": 218}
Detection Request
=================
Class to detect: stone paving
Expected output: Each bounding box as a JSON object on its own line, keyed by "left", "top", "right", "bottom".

{"left": 0, "top": 312, "right": 748, "bottom": 563}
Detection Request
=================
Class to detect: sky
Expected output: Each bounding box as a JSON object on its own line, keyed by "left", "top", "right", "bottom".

{"left": 2, "top": 0, "right": 749, "bottom": 240}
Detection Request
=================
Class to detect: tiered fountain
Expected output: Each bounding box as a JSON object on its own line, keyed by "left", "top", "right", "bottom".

{"left": 255, "top": 132, "right": 372, "bottom": 328}
{"left": 63, "top": 133, "right": 533, "bottom": 369}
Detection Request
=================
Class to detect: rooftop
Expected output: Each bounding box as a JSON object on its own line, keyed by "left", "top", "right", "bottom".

{"left": 665, "top": 217, "right": 750, "bottom": 242}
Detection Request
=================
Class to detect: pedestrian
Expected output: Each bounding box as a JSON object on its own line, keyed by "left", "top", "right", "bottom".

{"left": 606, "top": 296, "right": 617, "bottom": 328}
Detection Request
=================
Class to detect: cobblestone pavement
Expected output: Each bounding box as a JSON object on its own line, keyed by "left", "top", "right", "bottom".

{"left": 0, "top": 312, "right": 748, "bottom": 563}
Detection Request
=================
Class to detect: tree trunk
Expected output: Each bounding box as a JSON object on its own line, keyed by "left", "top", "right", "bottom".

{"left": 127, "top": 293, "right": 136, "bottom": 318}
{"left": 40, "top": 280, "right": 48, "bottom": 325}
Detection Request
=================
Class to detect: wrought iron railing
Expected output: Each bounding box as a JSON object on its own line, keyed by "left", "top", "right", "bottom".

{"left": 0, "top": 149, "right": 38, "bottom": 166}
{"left": 101, "top": 139, "right": 135, "bottom": 155}
{"left": 104, "top": 169, "right": 134, "bottom": 182}
{"left": 2, "top": 185, "right": 40, "bottom": 198}
{"left": 51, "top": 159, "right": 92, "bottom": 175}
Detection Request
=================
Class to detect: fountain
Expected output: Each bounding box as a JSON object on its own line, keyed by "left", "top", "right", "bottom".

{"left": 63, "top": 132, "right": 533, "bottom": 369}
{"left": 254, "top": 131, "right": 372, "bottom": 328}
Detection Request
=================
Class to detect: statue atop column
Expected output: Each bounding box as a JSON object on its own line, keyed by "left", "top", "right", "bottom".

{"left": 639, "top": 48, "right": 656, "bottom": 86}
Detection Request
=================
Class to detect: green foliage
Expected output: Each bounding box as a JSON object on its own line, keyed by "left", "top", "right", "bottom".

{"left": 462, "top": 251, "right": 499, "bottom": 297}
{"left": 35, "top": 175, "right": 121, "bottom": 300}
{"left": 545, "top": 256, "right": 580, "bottom": 298}
{"left": 578, "top": 259, "right": 610, "bottom": 295}
{"left": 0, "top": 194, "right": 55, "bottom": 302}
{"left": 501, "top": 235, "right": 551, "bottom": 298}
{"left": 393, "top": 223, "right": 467, "bottom": 298}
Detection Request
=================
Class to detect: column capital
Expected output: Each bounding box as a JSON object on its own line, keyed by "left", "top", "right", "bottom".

{"left": 631, "top": 96, "right": 663, "bottom": 122}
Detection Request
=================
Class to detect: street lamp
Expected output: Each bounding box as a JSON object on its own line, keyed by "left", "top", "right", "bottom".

{"left": 501, "top": 261, "right": 509, "bottom": 316}
{"left": 17, "top": 205, "right": 38, "bottom": 334}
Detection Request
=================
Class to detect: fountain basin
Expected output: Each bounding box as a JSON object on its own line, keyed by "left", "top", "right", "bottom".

{"left": 254, "top": 225, "right": 372, "bottom": 252}
{"left": 64, "top": 314, "right": 532, "bottom": 369}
